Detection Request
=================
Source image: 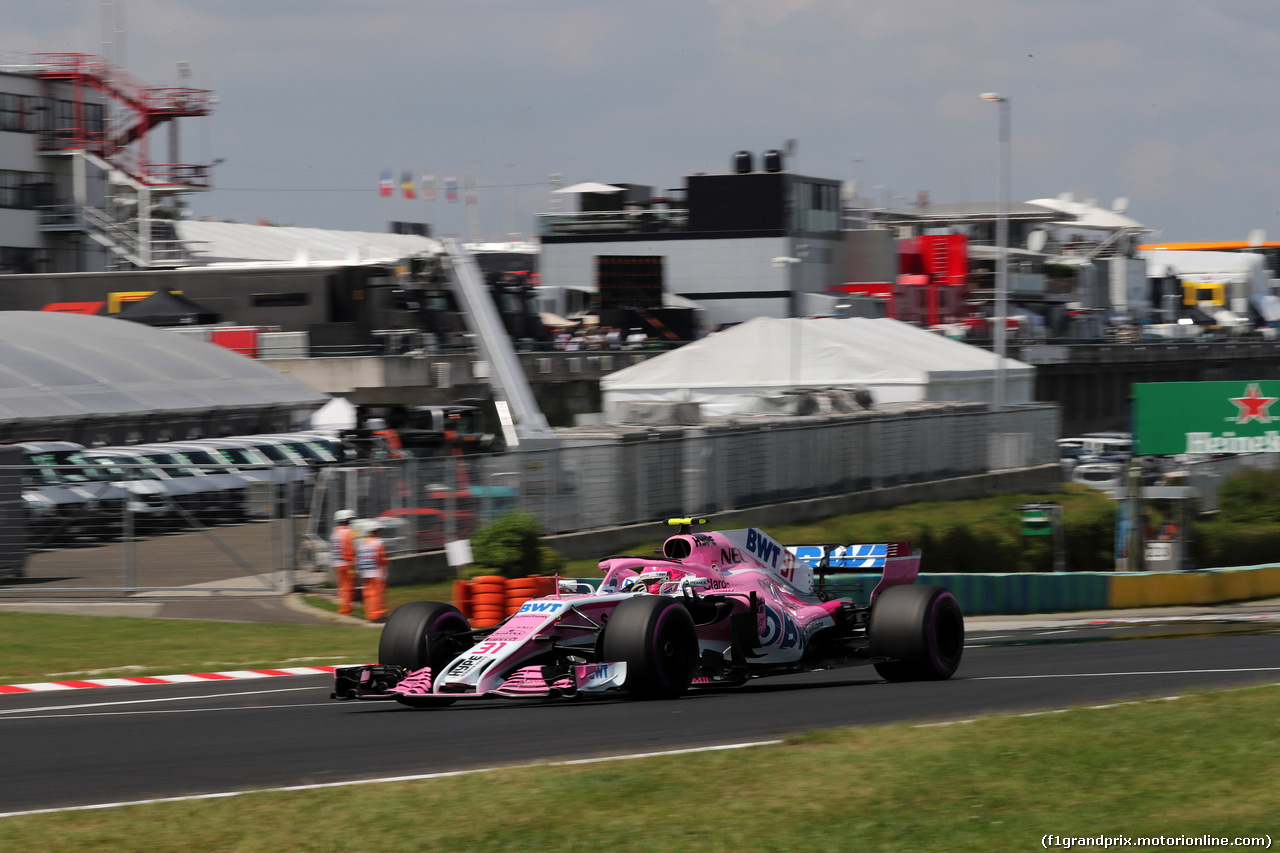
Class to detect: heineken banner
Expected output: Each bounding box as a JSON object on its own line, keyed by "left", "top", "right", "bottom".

{"left": 1134, "top": 381, "right": 1280, "bottom": 455}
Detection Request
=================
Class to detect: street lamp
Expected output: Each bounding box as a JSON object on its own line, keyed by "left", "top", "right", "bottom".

{"left": 980, "top": 92, "right": 1010, "bottom": 412}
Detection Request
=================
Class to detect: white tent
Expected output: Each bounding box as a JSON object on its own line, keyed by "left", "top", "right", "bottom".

{"left": 553, "top": 182, "right": 625, "bottom": 194}
{"left": 307, "top": 396, "right": 357, "bottom": 430}
{"left": 601, "top": 317, "right": 1034, "bottom": 417}
{"left": 175, "top": 220, "right": 439, "bottom": 266}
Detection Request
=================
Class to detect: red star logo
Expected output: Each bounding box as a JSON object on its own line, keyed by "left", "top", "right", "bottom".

{"left": 1230, "top": 383, "right": 1278, "bottom": 424}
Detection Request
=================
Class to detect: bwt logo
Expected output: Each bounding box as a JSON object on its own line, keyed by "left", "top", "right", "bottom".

{"left": 759, "top": 605, "right": 801, "bottom": 650}
{"left": 745, "top": 528, "right": 781, "bottom": 568}
{"left": 518, "top": 601, "right": 563, "bottom": 614}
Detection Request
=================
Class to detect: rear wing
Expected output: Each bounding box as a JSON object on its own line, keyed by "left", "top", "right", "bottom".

{"left": 786, "top": 542, "right": 919, "bottom": 601}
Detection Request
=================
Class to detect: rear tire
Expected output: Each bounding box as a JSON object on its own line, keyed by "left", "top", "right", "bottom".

{"left": 601, "top": 595, "right": 698, "bottom": 699}
{"left": 868, "top": 585, "right": 964, "bottom": 681}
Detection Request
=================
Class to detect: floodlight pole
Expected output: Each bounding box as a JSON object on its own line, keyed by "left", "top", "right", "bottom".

{"left": 981, "top": 92, "right": 1010, "bottom": 412}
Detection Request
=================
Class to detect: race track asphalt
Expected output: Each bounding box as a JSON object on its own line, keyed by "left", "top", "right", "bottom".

{"left": 1, "top": 626, "right": 1278, "bottom": 815}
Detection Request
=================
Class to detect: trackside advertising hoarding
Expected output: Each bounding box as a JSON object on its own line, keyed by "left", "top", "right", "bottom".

{"left": 1134, "top": 381, "right": 1280, "bottom": 455}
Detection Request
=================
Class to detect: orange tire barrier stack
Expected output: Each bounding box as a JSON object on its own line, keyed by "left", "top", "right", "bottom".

{"left": 504, "top": 576, "right": 557, "bottom": 616}
{"left": 451, "top": 576, "right": 561, "bottom": 626}
{"left": 450, "top": 580, "right": 471, "bottom": 620}
{"left": 467, "top": 575, "right": 508, "bottom": 628}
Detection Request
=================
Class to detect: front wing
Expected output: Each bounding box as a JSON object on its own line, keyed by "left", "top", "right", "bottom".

{"left": 332, "top": 661, "right": 629, "bottom": 701}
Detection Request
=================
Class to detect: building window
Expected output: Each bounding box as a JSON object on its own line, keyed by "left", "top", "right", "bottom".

{"left": 26, "top": 97, "right": 52, "bottom": 132}
{"left": 0, "top": 170, "right": 56, "bottom": 209}
{"left": 0, "top": 171, "right": 19, "bottom": 207}
{"left": 792, "top": 181, "right": 839, "bottom": 234}
{"left": 0, "top": 247, "right": 40, "bottom": 274}
{"left": 596, "top": 255, "right": 664, "bottom": 309}
{"left": 84, "top": 102, "right": 104, "bottom": 138}
{"left": 251, "top": 292, "right": 310, "bottom": 308}
{"left": 0, "top": 93, "right": 28, "bottom": 132}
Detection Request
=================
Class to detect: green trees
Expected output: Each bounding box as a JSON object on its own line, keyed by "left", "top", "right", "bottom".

{"left": 1195, "top": 467, "right": 1280, "bottom": 568}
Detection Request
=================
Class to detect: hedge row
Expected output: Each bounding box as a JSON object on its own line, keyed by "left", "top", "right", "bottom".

{"left": 899, "top": 498, "right": 1116, "bottom": 574}
{"left": 469, "top": 469, "right": 1280, "bottom": 576}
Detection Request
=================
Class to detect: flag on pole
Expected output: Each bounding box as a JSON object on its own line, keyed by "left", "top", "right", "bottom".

{"left": 444, "top": 175, "right": 458, "bottom": 202}
{"left": 379, "top": 170, "right": 393, "bottom": 197}
{"left": 422, "top": 173, "right": 436, "bottom": 201}
{"left": 401, "top": 171, "right": 416, "bottom": 199}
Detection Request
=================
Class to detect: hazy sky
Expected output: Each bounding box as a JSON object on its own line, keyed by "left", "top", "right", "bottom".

{"left": 6, "top": 0, "right": 1279, "bottom": 243}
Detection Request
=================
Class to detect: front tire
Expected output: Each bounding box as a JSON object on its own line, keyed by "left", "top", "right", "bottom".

{"left": 379, "top": 601, "right": 471, "bottom": 708}
{"left": 868, "top": 584, "right": 964, "bottom": 681}
{"left": 601, "top": 595, "right": 698, "bottom": 699}
{"left": 378, "top": 601, "right": 470, "bottom": 671}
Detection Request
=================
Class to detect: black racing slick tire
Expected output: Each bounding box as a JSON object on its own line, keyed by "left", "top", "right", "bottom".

{"left": 378, "top": 601, "right": 470, "bottom": 672}
{"left": 601, "top": 595, "right": 698, "bottom": 700}
{"left": 868, "top": 584, "right": 964, "bottom": 681}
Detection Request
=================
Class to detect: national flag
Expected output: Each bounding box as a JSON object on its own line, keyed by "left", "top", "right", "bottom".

{"left": 422, "top": 173, "right": 436, "bottom": 201}
{"left": 401, "top": 171, "right": 416, "bottom": 199}
{"left": 444, "top": 175, "right": 458, "bottom": 202}
{"left": 379, "top": 170, "right": 393, "bottom": 197}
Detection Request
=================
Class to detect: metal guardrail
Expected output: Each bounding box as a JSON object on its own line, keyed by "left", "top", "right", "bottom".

{"left": 514, "top": 340, "right": 686, "bottom": 354}
{"left": 36, "top": 204, "right": 80, "bottom": 228}
{"left": 536, "top": 209, "right": 689, "bottom": 237}
{"left": 38, "top": 203, "right": 191, "bottom": 267}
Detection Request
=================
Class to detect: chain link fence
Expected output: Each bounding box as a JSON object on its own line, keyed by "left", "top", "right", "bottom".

{"left": 2, "top": 404, "right": 1061, "bottom": 592}
{"left": 511, "top": 404, "right": 1059, "bottom": 533}
{"left": 3, "top": 463, "right": 300, "bottom": 593}
{"left": 1181, "top": 453, "right": 1280, "bottom": 513}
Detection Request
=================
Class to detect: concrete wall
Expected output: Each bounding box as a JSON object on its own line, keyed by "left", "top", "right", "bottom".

{"left": 1109, "top": 564, "right": 1280, "bottom": 609}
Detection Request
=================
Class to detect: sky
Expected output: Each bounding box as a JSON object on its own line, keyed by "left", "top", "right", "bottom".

{"left": 5, "top": 0, "right": 1280, "bottom": 244}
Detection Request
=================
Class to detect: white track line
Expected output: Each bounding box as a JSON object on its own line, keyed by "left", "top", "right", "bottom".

{"left": 0, "top": 740, "right": 784, "bottom": 820}
{"left": 969, "top": 666, "right": 1280, "bottom": 680}
{"left": 6, "top": 668, "right": 1280, "bottom": 816}
{"left": 914, "top": 681, "right": 1279, "bottom": 728}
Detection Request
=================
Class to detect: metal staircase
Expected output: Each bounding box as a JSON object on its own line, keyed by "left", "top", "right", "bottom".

{"left": 25, "top": 53, "right": 212, "bottom": 268}
{"left": 31, "top": 53, "right": 212, "bottom": 167}
{"left": 443, "top": 239, "right": 555, "bottom": 447}
{"left": 37, "top": 149, "right": 192, "bottom": 267}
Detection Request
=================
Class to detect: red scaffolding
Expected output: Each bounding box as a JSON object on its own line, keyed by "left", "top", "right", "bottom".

{"left": 30, "top": 52, "right": 213, "bottom": 189}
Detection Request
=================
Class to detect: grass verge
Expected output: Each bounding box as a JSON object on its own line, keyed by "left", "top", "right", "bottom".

{"left": 303, "top": 581, "right": 457, "bottom": 620}
{"left": 0, "top": 683, "right": 1276, "bottom": 850}
{"left": 2, "top": 582, "right": 471, "bottom": 684}
{"left": 0, "top": 613, "right": 377, "bottom": 683}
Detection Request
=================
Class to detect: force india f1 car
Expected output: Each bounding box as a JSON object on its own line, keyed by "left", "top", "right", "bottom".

{"left": 332, "top": 519, "right": 964, "bottom": 706}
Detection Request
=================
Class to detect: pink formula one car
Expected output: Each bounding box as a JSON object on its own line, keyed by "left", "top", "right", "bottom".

{"left": 332, "top": 519, "right": 964, "bottom": 706}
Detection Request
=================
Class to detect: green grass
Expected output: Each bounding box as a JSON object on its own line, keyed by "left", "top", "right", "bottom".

{"left": 0, "top": 613, "right": 378, "bottom": 683}
{"left": 304, "top": 581, "right": 458, "bottom": 620}
{"left": 1, "top": 683, "right": 1276, "bottom": 850}
{"left": 2, "top": 581, "right": 480, "bottom": 684}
